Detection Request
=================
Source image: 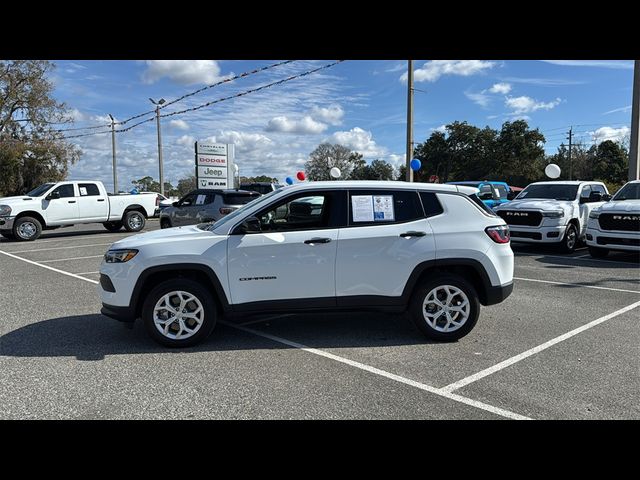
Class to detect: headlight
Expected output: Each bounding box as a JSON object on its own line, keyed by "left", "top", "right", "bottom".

{"left": 0, "top": 205, "right": 12, "bottom": 216}
{"left": 104, "top": 249, "right": 138, "bottom": 263}
{"left": 542, "top": 210, "right": 564, "bottom": 218}
{"left": 589, "top": 211, "right": 600, "bottom": 219}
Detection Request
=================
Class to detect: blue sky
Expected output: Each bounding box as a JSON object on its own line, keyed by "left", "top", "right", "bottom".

{"left": 51, "top": 60, "right": 634, "bottom": 191}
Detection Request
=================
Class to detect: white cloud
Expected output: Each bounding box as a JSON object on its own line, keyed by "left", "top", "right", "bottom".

{"left": 505, "top": 96, "right": 562, "bottom": 114}
{"left": 141, "top": 60, "right": 227, "bottom": 85}
{"left": 501, "top": 76, "right": 585, "bottom": 86}
{"left": 206, "top": 131, "right": 274, "bottom": 152}
{"left": 387, "top": 153, "right": 405, "bottom": 168}
{"left": 69, "top": 108, "right": 86, "bottom": 122}
{"left": 310, "top": 104, "right": 344, "bottom": 125}
{"left": 489, "top": 82, "right": 512, "bottom": 94}
{"left": 430, "top": 125, "right": 447, "bottom": 134}
{"left": 590, "top": 126, "right": 630, "bottom": 143}
{"left": 329, "top": 127, "right": 386, "bottom": 158}
{"left": 176, "top": 135, "right": 195, "bottom": 146}
{"left": 265, "top": 115, "right": 327, "bottom": 134}
{"left": 542, "top": 60, "right": 633, "bottom": 69}
{"left": 465, "top": 91, "right": 491, "bottom": 107}
{"left": 401, "top": 60, "right": 496, "bottom": 83}
{"left": 603, "top": 105, "right": 632, "bottom": 115}
{"left": 169, "top": 119, "right": 189, "bottom": 131}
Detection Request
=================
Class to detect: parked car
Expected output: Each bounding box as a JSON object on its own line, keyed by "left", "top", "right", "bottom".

{"left": 240, "top": 182, "right": 283, "bottom": 195}
{"left": 586, "top": 180, "right": 640, "bottom": 258}
{"left": 99, "top": 180, "right": 514, "bottom": 347}
{"left": 159, "top": 189, "right": 261, "bottom": 228}
{"left": 138, "top": 192, "right": 178, "bottom": 217}
{"left": 494, "top": 180, "right": 610, "bottom": 253}
{"left": 446, "top": 181, "right": 515, "bottom": 209}
{"left": 0, "top": 181, "right": 156, "bottom": 241}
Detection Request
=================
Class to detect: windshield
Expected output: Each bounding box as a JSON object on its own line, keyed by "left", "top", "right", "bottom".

{"left": 198, "top": 188, "right": 285, "bottom": 231}
{"left": 516, "top": 184, "right": 579, "bottom": 201}
{"left": 613, "top": 182, "right": 640, "bottom": 201}
{"left": 26, "top": 183, "right": 55, "bottom": 197}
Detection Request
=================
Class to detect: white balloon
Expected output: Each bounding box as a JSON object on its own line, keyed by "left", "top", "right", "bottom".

{"left": 545, "top": 163, "right": 561, "bottom": 179}
{"left": 330, "top": 167, "right": 341, "bottom": 179}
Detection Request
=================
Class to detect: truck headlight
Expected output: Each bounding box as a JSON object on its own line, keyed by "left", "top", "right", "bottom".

{"left": 0, "top": 205, "right": 12, "bottom": 216}
{"left": 104, "top": 249, "right": 138, "bottom": 263}
{"left": 542, "top": 210, "right": 564, "bottom": 218}
{"left": 589, "top": 211, "right": 600, "bottom": 219}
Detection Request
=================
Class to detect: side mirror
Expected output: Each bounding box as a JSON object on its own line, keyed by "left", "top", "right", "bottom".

{"left": 172, "top": 201, "right": 180, "bottom": 207}
{"left": 479, "top": 192, "right": 493, "bottom": 200}
{"left": 507, "top": 191, "right": 516, "bottom": 200}
{"left": 236, "top": 216, "right": 261, "bottom": 234}
{"left": 588, "top": 192, "right": 603, "bottom": 203}
{"left": 46, "top": 191, "right": 60, "bottom": 201}
{"left": 602, "top": 194, "right": 612, "bottom": 201}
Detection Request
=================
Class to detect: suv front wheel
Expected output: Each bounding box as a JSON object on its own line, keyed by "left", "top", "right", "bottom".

{"left": 142, "top": 278, "right": 217, "bottom": 347}
{"left": 409, "top": 274, "right": 480, "bottom": 342}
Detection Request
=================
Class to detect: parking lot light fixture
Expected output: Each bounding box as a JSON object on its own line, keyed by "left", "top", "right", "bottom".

{"left": 150, "top": 98, "right": 166, "bottom": 196}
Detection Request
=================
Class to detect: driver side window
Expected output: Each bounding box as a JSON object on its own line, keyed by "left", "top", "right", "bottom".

{"left": 257, "top": 194, "right": 329, "bottom": 232}
{"left": 179, "top": 194, "right": 197, "bottom": 207}
{"left": 51, "top": 184, "right": 75, "bottom": 198}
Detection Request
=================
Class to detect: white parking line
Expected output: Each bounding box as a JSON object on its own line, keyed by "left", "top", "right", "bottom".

{"left": 515, "top": 252, "right": 639, "bottom": 266}
{"left": 514, "top": 276, "right": 640, "bottom": 294}
{"left": 441, "top": 299, "right": 640, "bottom": 394}
{"left": 39, "top": 255, "right": 104, "bottom": 263}
{"left": 0, "top": 250, "right": 99, "bottom": 284}
{"left": 75, "top": 271, "right": 100, "bottom": 275}
{"left": 9, "top": 243, "right": 113, "bottom": 254}
{"left": 224, "top": 322, "right": 531, "bottom": 420}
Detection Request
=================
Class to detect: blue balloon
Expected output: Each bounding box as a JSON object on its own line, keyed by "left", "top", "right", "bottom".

{"left": 285, "top": 176, "right": 294, "bottom": 185}
{"left": 410, "top": 159, "right": 422, "bottom": 171}
{"left": 130, "top": 188, "right": 139, "bottom": 194}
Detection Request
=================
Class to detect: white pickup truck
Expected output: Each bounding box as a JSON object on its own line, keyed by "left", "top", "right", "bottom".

{"left": 0, "top": 180, "right": 157, "bottom": 241}
{"left": 494, "top": 180, "right": 610, "bottom": 253}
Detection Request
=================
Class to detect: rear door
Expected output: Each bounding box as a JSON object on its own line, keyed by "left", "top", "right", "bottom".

{"left": 77, "top": 182, "right": 108, "bottom": 221}
{"left": 335, "top": 189, "right": 436, "bottom": 303}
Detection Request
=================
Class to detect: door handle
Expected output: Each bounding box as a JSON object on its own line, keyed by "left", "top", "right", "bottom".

{"left": 68, "top": 200, "right": 76, "bottom": 203}
{"left": 304, "top": 237, "right": 331, "bottom": 244}
{"left": 97, "top": 199, "right": 105, "bottom": 202}
{"left": 400, "top": 231, "right": 426, "bottom": 238}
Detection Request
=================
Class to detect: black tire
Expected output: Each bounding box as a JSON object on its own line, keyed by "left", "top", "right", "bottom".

{"left": 103, "top": 221, "right": 123, "bottom": 232}
{"left": 1, "top": 232, "right": 15, "bottom": 240}
{"left": 588, "top": 246, "right": 609, "bottom": 258}
{"left": 559, "top": 223, "right": 578, "bottom": 253}
{"left": 13, "top": 216, "right": 42, "bottom": 241}
{"left": 123, "top": 210, "right": 146, "bottom": 232}
{"left": 160, "top": 217, "right": 172, "bottom": 229}
{"left": 409, "top": 274, "right": 480, "bottom": 342}
{"left": 142, "top": 278, "right": 217, "bottom": 347}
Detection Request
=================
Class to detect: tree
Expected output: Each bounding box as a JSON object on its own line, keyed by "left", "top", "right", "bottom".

{"left": 239, "top": 175, "right": 279, "bottom": 184}
{"left": 592, "top": 140, "right": 627, "bottom": 185}
{"left": 494, "top": 120, "right": 545, "bottom": 186}
{"left": 305, "top": 143, "right": 358, "bottom": 180}
{"left": 351, "top": 159, "right": 396, "bottom": 180}
{"left": 0, "top": 60, "right": 80, "bottom": 196}
{"left": 176, "top": 175, "right": 196, "bottom": 197}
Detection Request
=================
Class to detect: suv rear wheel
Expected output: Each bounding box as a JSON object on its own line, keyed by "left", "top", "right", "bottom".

{"left": 409, "top": 274, "right": 480, "bottom": 342}
{"left": 142, "top": 278, "right": 217, "bottom": 347}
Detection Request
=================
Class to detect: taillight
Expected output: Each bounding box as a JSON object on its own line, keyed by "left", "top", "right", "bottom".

{"left": 485, "top": 225, "right": 510, "bottom": 244}
{"left": 219, "top": 207, "right": 235, "bottom": 215}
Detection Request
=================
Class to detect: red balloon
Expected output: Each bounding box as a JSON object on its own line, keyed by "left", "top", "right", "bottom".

{"left": 296, "top": 171, "right": 306, "bottom": 181}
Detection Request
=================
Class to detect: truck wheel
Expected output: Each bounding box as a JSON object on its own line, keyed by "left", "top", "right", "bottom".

{"left": 160, "top": 218, "right": 172, "bottom": 229}
{"left": 123, "top": 210, "right": 145, "bottom": 232}
{"left": 13, "top": 216, "right": 42, "bottom": 241}
{"left": 409, "top": 274, "right": 480, "bottom": 342}
{"left": 559, "top": 224, "right": 578, "bottom": 253}
{"left": 588, "top": 246, "right": 609, "bottom": 258}
{"left": 142, "top": 278, "right": 217, "bottom": 347}
{"left": 103, "top": 221, "right": 123, "bottom": 232}
{"left": 1, "top": 232, "right": 16, "bottom": 240}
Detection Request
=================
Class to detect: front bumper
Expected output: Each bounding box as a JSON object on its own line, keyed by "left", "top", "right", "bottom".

{"left": 508, "top": 225, "right": 566, "bottom": 244}
{"left": 483, "top": 282, "right": 514, "bottom": 306}
{"left": 586, "top": 227, "right": 640, "bottom": 252}
{"left": 0, "top": 216, "right": 15, "bottom": 231}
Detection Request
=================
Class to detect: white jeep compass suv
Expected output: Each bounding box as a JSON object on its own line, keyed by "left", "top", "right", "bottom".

{"left": 98, "top": 181, "right": 514, "bottom": 347}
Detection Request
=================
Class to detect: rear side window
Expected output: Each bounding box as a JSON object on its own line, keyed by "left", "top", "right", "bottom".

{"left": 78, "top": 183, "right": 100, "bottom": 196}
{"left": 466, "top": 193, "right": 497, "bottom": 216}
{"left": 348, "top": 190, "right": 423, "bottom": 225}
{"left": 494, "top": 184, "right": 509, "bottom": 199}
{"left": 223, "top": 193, "right": 260, "bottom": 205}
{"left": 419, "top": 192, "right": 444, "bottom": 217}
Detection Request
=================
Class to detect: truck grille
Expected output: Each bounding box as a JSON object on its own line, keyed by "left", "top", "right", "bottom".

{"left": 598, "top": 213, "right": 640, "bottom": 232}
{"left": 497, "top": 210, "right": 542, "bottom": 226}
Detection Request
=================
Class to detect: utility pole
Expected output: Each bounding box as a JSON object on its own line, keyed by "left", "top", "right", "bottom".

{"left": 150, "top": 98, "right": 166, "bottom": 196}
{"left": 629, "top": 60, "right": 640, "bottom": 181}
{"left": 567, "top": 127, "right": 573, "bottom": 180}
{"left": 405, "top": 59, "right": 414, "bottom": 182}
{"left": 108, "top": 114, "right": 117, "bottom": 194}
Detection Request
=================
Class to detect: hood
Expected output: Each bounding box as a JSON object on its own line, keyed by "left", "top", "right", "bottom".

{"left": 110, "top": 224, "right": 218, "bottom": 249}
{"left": 595, "top": 200, "right": 640, "bottom": 214}
{"left": 0, "top": 196, "right": 36, "bottom": 204}
{"left": 496, "top": 199, "right": 574, "bottom": 212}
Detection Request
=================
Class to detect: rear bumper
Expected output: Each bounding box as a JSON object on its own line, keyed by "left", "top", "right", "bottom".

{"left": 483, "top": 282, "right": 514, "bottom": 306}
{"left": 101, "top": 303, "right": 136, "bottom": 323}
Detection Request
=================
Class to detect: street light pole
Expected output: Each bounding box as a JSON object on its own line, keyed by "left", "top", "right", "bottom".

{"left": 150, "top": 98, "right": 166, "bottom": 196}
{"left": 108, "top": 114, "right": 117, "bottom": 194}
{"left": 405, "top": 59, "right": 414, "bottom": 182}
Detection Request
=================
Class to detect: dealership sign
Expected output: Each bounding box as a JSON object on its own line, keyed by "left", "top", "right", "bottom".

{"left": 195, "top": 141, "right": 235, "bottom": 190}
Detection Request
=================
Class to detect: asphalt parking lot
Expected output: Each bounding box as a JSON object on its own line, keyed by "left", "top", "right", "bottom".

{"left": 1, "top": 220, "right": 639, "bottom": 420}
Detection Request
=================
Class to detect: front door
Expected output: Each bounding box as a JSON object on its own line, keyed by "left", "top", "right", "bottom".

{"left": 171, "top": 193, "right": 209, "bottom": 227}
{"left": 43, "top": 183, "right": 79, "bottom": 224}
{"left": 226, "top": 190, "right": 345, "bottom": 307}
